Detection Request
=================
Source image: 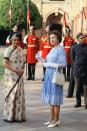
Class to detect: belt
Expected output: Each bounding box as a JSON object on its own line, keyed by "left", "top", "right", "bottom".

{"left": 65, "top": 46, "right": 70, "bottom": 48}
{"left": 44, "top": 46, "right": 52, "bottom": 48}
{"left": 28, "top": 45, "right": 37, "bottom": 47}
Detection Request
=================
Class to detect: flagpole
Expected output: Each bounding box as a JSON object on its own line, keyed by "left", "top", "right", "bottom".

{"left": 27, "top": 0, "right": 29, "bottom": 33}
{"left": 26, "top": 0, "right": 30, "bottom": 79}
{"left": 27, "top": 0, "right": 28, "bottom": 33}
{"left": 81, "top": 7, "right": 84, "bottom": 33}
{"left": 9, "top": 0, "right": 12, "bottom": 29}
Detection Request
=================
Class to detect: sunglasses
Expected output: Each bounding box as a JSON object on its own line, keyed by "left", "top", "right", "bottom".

{"left": 79, "top": 36, "right": 85, "bottom": 39}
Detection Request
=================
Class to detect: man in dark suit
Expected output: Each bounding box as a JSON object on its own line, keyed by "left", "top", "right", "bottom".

{"left": 71, "top": 33, "right": 87, "bottom": 108}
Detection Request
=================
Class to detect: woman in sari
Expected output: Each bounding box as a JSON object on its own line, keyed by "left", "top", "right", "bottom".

{"left": 3, "top": 33, "right": 26, "bottom": 122}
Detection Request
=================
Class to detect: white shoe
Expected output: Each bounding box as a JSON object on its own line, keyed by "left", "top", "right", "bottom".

{"left": 44, "top": 121, "right": 53, "bottom": 125}
{"left": 47, "top": 120, "right": 60, "bottom": 127}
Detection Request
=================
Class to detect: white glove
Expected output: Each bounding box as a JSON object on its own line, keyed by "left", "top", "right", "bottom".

{"left": 36, "top": 54, "right": 45, "bottom": 63}
{"left": 35, "top": 53, "right": 40, "bottom": 59}
{"left": 38, "top": 50, "right": 42, "bottom": 56}
{"left": 43, "top": 63, "right": 58, "bottom": 68}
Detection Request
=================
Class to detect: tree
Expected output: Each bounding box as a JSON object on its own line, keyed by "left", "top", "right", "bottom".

{"left": 0, "top": 0, "right": 42, "bottom": 30}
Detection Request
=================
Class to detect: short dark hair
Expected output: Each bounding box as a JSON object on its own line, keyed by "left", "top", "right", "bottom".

{"left": 49, "top": 30, "right": 62, "bottom": 43}
{"left": 9, "top": 32, "right": 22, "bottom": 41}
{"left": 10, "top": 32, "right": 22, "bottom": 41}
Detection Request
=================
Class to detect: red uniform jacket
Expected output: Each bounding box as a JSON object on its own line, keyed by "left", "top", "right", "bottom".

{"left": 40, "top": 35, "right": 52, "bottom": 59}
{"left": 27, "top": 34, "right": 39, "bottom": 63}
{"left": 64, "top": 35, "right": 75, "bottom": 65}
{"left": 84, "top": 37, "right": 87, "bottom": 44}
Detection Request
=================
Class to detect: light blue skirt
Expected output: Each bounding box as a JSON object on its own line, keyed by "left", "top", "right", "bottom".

{"left": 41, "top": 67, "right": 63, "bottom": 105}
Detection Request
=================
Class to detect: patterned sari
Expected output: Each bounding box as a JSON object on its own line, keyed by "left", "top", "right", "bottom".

{"left": 3, "top": 46, "right": 26, "bottom": 121}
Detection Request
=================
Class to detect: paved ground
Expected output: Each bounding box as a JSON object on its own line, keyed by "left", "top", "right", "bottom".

{"left": 0, "top": 46, "right": 87, "bottom": 131}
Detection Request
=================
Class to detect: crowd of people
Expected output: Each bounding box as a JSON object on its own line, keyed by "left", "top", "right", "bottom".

{"left": 3, "top": 23, "right": 87, "bottom": 127}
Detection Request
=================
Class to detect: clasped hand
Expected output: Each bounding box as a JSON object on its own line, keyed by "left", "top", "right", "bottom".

{"left": 16, "top": 69, "right": 24, "bottom": 76}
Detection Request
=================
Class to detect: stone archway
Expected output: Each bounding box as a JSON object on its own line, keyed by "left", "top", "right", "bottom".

{"left": 46, "top": 12, "right": 63, "bottom": 25}
{"left": 45, "top": 12, "right": 63, "bottom": 34}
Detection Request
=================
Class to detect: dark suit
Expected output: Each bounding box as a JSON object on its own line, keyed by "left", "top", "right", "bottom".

{"left": 67, "top": 43, "right": 76, "bottom": 97}
{"left": 71, "top": 43, "right": 87, "bottom": 107}
{"left": 67, "top": 65, "right": 75, "bottom": 97}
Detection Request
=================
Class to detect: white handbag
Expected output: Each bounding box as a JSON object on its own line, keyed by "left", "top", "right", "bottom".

{"left": 52, "top": 70, "right": 65, "bottom": 86}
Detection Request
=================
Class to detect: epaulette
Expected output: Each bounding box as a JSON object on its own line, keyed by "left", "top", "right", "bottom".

{"left": 41, "top": 36, "right": 48, "bottom": 43}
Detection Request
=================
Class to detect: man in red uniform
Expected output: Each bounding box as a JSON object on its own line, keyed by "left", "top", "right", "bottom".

{"left": 40, "top": 25, "right": 52, "bottom": 80}
{"left": 27, "top": 26, "right": 39, "bottom": 80}
{"left": 84, "top": 32, "right": 87, "bottom": 44}
{"left": 63, "top": 26, "right": 75, "bottom": 81}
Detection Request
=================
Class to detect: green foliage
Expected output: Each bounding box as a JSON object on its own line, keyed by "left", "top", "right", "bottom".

{"left": 29, "top": 1, "right": 42, "bottom": 29}
{"left": 0, "top": 0, "right": 42, "bottom": 30}
{"left": 0, "top": 0, "right": 10, "bottom": 29}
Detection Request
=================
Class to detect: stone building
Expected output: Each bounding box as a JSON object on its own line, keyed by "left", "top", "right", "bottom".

{"left": 31, "top": 0, "right": 87, "bottom": 38}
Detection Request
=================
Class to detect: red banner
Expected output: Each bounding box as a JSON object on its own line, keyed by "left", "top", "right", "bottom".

{"left": 27, "top": 7, "right": 30, "bottom": 25}
{"left": 83, "top": 7, "right": 87, "bottom": 19}
{"left": 63, "top": 12, "right": 67, "bottom": 27}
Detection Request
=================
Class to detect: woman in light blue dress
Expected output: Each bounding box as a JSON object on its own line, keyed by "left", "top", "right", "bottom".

{"left": 42, "top": 30, "right": 66, "bottom": 127}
